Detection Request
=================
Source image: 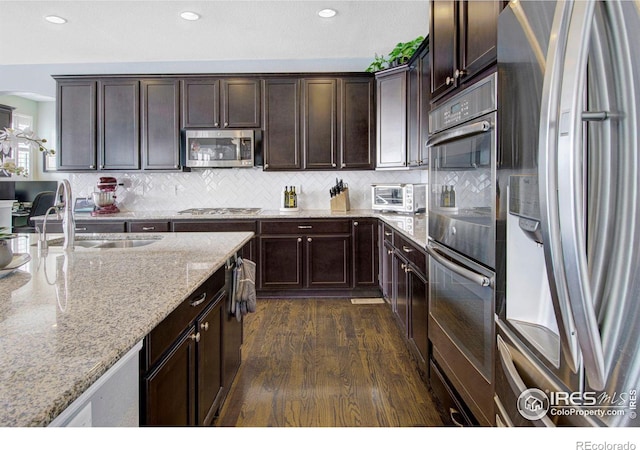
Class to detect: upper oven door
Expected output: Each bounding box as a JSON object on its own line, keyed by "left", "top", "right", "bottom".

{"left": 427, "top": 111, "right": 497, "bottom": 268}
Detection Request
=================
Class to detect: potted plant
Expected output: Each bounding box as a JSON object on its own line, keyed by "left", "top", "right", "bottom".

{"left": 0, "top": 127, "right": 55, "bottom": 176}
{"left": 365, "top": 36, "right": 425, "bottom": 72}
{"left": 387, "top": 36, "right": 425, "bottom": 67}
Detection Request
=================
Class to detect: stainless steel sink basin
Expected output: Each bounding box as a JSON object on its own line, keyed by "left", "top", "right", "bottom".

{"left": 38, "top": 236, "right": 163, "bottom": 249}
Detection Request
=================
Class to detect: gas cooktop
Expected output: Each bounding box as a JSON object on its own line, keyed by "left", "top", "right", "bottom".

{"left": 177, "top": 207, "right": 262, "bottom": 215}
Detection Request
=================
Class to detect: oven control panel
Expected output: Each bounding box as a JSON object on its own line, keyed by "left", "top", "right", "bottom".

{"left": 429, "top": 73, "right": 497, "bottom": 134}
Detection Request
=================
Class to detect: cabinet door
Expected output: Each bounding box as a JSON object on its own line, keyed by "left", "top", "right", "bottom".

{"left": 430, "top": 0, "right": 457, "bottom": 100}
{"left": 381, "top": 240, "right": 394, "bottom": 302}
{"left": 302, "top": 79, "right": 337, "bottom": 169}
{"left": 407, "top": 64, "right": 420, "bottom": 167}
{"left": 376, "top": 70, "right": 407, "bottom": 168}
{"left": 143, "top": 328, "right": 197, "bottom": 426}
{"left": 339, "top": 78, "right": 375, "bottom": 170}
{"left": 221, "top": 79, "right": 261, "bottom": 128}
{"left": 259, "top": 235, "right": 303, "bottom": 289}
{"left": 57, "top": 80, "right": 97, "bottom": 171}
{"left": 181, "top": 79, "right": 220, "bottom": 128}
{"left": 263, "top": 79, "right": 301, "bottom": 170}
{"left": 394, "top": 255, "right": 409, "bottom": 337}
{"left": 197, "top": 296, "right": 223, "bottom": 426}
{"left": 222, "top": 288, "right": 242, "bottom": 392}
{"left": 409, "top": 268, "right": 428, "bottom": 364}
{"left": 0, "top": 104, "right": 12, "bottom": 129}
{"left": 306, "top": 234, "right": 350, "bottom": 289}
{"left": 419, "top": 47, "right": 431, "bottom": 166}
{"left": 352, "top": 219, "right": 378, "bottom": 288}
{"left": 141, "top": 79, "right": 181, "bottom": 170}
{"left": 459, "top": 1, "right": 502, "bottom": 81}
{"left": 97, "top": 79, "right": 140, "bottom": 170}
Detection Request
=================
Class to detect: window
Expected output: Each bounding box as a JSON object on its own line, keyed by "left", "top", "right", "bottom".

{"left": 12, "top": 113, "right": 33, "bottom": 177}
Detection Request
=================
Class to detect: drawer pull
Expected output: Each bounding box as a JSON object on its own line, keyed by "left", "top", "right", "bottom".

{"left": 190, "top": 292, "right": 207, "bottom": 307}
{"left": 402, "top": 246, "right": 414, "bottom": 253}
{"left": 297, "top": 237, "right": 302, "bottom": 243}
{"left": 298, "top": 225, "right": 313, "bottom": 229}
{"left": 449, "top": 408, "right": 465, "bottom": 427}
{"left": 384, "top": 231, "right": 392, "bottom": 236}
{"left": 353, "top": 221, "right": 359, "bottom": 226}
{"left": 190, "top": 332, "right": 201, "bottom": 343}
{"left": 201, "top": 322, "right": 209, "bottom": 331}
{"left": 75, "top": 227, "right": 87, "bottom": 231}
{"left": 307, "top": 237, "right": 312, "bottom": 242}
{"left": 387, "top": 249, "right": 393, "bottom": 255}
{"left": 142, "top": 226, "right": 155, "bottom": 231}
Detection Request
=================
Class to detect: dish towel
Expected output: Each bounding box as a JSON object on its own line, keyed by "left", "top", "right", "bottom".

{"left": 233, "top": 257, "right": 256, "bottom": 321}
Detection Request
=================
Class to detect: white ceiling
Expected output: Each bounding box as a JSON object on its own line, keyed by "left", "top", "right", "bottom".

{"left": 0, "top": 0, "right": 429, "bottom": 66}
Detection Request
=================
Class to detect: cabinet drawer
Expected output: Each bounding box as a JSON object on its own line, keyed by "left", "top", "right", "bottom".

{"left": 75, "top": 221, "right": 127, "bottom": 233}
{"left": 395, "top": 234, "right": 426, "bottom": 275}
{"left": 128, "top": 221, "right": 170, "bottom": 232}
{"left": 429, "top": 360, "right": 475, "bottom": 427}
{"left": 260, "top": 219, "right": 350, "bottom": 235}
{"left": 172, "top": 220, "right": 257, "bottom": 233}
{"left": 145, "top": 267, "right": 225, "bottom": 369}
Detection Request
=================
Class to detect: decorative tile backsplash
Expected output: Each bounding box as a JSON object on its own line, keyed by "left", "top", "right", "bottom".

{"left": 70, "top": 169, "right": 427, "bottom": 212}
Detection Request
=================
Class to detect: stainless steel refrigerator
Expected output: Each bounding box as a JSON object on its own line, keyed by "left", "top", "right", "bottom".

{"left": 495, "top": 0, "right": 640, "bottom": 427}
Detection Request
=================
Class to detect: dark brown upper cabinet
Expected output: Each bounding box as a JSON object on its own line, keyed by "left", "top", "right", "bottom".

{"left": 141, "top": 79, "right": 181, "bottom": 170}
{"left": 56, "top": 80, "right": 98, "bottom": 171}
{"left": 430, "top": 0, "right": 504, "bottom": 103}
{"left": 302, "top": 78, "right": 338, "bottom": 170}
{"left": 263, "top": 75, "right": 374, "bottom": 171}
{"left": 262, "top": 78, "right": 302, "bottom": 170}
{"left": 97, "top": 79, "right": 140, "bottom": 170}
{"left": 181, "top": 78, "right": 260, "bottom": 129}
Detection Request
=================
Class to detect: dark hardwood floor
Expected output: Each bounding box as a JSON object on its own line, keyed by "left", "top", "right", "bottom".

{"left": 215, "top": 298, "right": 444, "bottom": 427}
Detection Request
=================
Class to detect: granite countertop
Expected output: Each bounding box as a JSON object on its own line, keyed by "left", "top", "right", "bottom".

{"left": 34, "top": 208, "right": 429, "bottom": 249}
{"left": 0, "top": 231, "right": 253, "bottom": 427}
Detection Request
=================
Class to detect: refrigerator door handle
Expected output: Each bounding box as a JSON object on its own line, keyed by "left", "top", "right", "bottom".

{"left": 554, "top": 0, "right": 607, "bottom": 390}
{"left": 496, "top": 336, "right": 555, "bottom": 427}
{"left": 537, "top": 0, "right": 582, "bottom": 374}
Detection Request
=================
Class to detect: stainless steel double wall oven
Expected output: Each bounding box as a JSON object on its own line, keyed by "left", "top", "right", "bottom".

{"left": 426, "top": 73, "right": 497, "bottom": 426}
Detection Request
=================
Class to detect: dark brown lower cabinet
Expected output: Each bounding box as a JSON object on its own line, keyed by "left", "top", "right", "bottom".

{"left": 143, "top": 327, "right": 197, "bottom": 426}
{"left": 141, "top": 266, "right": 234, "bottom": 426}
{"left": 394, "top": 254, "right": 410, "bottom": 336}
{"left": 352, "top": 219, "right": 378, "bottom": 288}
{"left": 409, "top": 266, "right": 428, "bottom": 365}
{"left": 259, "top": 232, "right": 351, "bottom": 290}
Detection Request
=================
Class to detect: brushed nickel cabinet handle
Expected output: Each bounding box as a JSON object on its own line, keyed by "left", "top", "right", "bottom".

{"left": 384, "top": 231, "right": 392, "bottom": 236}
{"left": 264, "top": 163, "right": 269, "bottom": 169}
{"left": 190, "top": 332, "right": 201, "bottom": 343}
{"left": 190, "top": 292, "right": 207, "bottom": 307}
{"left": 142, "top": 226, "right": 155, "bottom": 231}
{"left": 387, "top": 249, "right": 393, "bottom": 255}
{"left": 353, "top": 221, "right": 359, "bottom": 226}
{"left": 201, "top": 322, "right": 209, "bottom": 331}
{"left": 297, "top": 237, "right": 302, "bottom": 242}
{"left": 75, "top": 227, "right": 87, "bottom": 231}
{"left": 298, "top": 225, "right": 313, "bottom": 229}
{"left": 307, "top": 237, "right": 312, "bottom": 242}
{"left": 402, "top": 246, "right": 414, "bottom": 253}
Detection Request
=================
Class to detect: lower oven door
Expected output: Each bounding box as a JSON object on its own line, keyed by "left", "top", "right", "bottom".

{"left": 427, "top": 240, "right": 495, "bottom": 425}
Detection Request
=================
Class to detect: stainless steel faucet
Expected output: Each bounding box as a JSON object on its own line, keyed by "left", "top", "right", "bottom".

{"left": 56, "top": 179, "right": 75, "bottom": 250}
{"left": 39, "top": 179, "right": 75, "bottom": 252}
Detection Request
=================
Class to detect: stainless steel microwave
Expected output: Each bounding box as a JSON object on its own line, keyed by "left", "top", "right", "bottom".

{"left": 371, "top": 184, "right": 427, "bottom": 213}
{"left": 185, "top": 129, "right": 254, "bottom": 168}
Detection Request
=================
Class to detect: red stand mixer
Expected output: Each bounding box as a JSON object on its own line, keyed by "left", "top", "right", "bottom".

{"left": 91, "top": 177, "right": 120, "bottom": 216}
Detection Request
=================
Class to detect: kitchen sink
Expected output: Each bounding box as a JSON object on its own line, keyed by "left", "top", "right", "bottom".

{"left": 37, "top": 236, "right": 164, "bottom": 249}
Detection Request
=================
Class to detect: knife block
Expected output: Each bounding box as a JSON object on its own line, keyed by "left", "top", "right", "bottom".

{"left": 330, "top": 188, "right": 350, "bottom": 212}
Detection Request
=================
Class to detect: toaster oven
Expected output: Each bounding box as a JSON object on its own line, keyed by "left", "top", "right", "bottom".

{"left": 371, "top": 184, "right": 427, "bottom": 213}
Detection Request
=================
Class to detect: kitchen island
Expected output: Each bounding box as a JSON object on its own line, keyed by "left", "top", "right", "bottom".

{"left": 0, "top": 231, "right": 253, "bottom": 427}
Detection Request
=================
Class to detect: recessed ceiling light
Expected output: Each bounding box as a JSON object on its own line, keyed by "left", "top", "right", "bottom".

{"left": 45, "top": 15, "right": 67, "bottom": 24}
{"left": 318, "top": 8, "right": 337, "bottom": 18}
{"left": 180, "top": 11, "right": 200, "bottom": 21}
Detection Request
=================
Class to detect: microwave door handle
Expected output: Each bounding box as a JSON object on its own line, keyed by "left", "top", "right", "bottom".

{"left": 426, "top": 120, "right": 491, "bottom": 147}
{"left": 426, "top": 244, "right": 492, "bottom": 287}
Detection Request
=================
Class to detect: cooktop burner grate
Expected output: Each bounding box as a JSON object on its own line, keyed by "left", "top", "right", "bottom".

{"left": 177, "top": 207, "right": 262, "bottom": 215}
